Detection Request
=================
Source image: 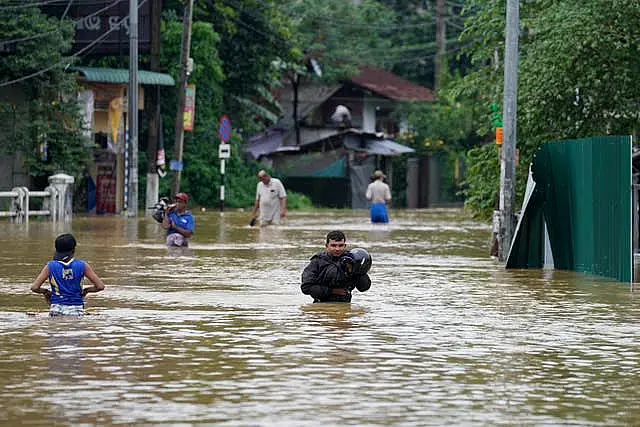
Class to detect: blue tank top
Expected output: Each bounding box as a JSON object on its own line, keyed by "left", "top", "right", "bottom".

{"left": 47, "top": 259, "right": 86, "bottom": 306}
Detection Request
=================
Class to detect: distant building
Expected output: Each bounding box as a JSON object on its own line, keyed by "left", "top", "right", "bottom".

{"left": 245, "top": 66, "right": 434, "bottom": 208}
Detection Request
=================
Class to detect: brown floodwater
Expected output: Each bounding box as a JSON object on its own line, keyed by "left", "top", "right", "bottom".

{"left": 1, "top": 208, "right": 639, "bottom": 426}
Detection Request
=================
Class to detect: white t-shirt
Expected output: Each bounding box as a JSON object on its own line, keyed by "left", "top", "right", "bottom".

{"left": 366, "top": 179, "right": 391, "bottom": 204}
{"left": 256, "top": 177, "right": 287, "bottom": 221}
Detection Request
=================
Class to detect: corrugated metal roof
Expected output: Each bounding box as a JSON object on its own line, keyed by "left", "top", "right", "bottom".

{"left": 351, "top": 66, "right": 435, "bottom": 102}
{"left": 69, "top": 66, "right": 175, "bottom": 86}
{"left": 344, "top": 137, "right": 415, "bottom": 156}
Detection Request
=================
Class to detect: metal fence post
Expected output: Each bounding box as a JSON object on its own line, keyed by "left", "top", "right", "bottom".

{"left": 21, "top": 187, "right": 30, "bottom": 223}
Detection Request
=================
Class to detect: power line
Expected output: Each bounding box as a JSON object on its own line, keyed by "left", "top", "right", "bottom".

{"left": 0, "top": 0, "right": 122, "bottom": 45}
{"left": 444, "top": 0, "right": 466, "bottom": 8}
{"left": 0, "top": 0, "right": 148, "bottom": 88}
{"left": 0, "top": 0, "right": 65, "bottom": 10}
{"left": 445, "top": 18, "right": 465, "bottom": 30}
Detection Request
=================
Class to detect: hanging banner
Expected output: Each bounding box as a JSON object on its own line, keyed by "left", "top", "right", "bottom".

{"left": 183, "top": 85, "right": 196, "bottom": 131}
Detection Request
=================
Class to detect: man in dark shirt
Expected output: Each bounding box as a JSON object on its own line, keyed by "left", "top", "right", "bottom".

{"left": 301, "top": 230, "right": 371, "bottom": 303}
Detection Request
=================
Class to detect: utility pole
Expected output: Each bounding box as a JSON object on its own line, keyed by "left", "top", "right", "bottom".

{"left": 145, "top": 0, "right": 162, "bottom": 215}
{"left": 128, "top": 0, "right": 139, "bottom": 216}
{"left": 291, "top": 73, "right": 300, "bottom": 146}
{"left": 434, "top": 0, "right": 446, "bottom": 90}
{"left": 499, "top": 0, "right": 519, "bottom": 261}
{"left": 171, "top": 0, "right": 194, "bottom": 196}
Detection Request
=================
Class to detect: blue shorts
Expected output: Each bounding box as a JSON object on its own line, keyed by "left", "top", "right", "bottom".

{"left": 370, "top": 203, "right": 389, "bottom": 223}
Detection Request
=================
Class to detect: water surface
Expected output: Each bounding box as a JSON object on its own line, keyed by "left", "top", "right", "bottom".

{"left": 1, "top": 208, "right": 638, "bottom": 426}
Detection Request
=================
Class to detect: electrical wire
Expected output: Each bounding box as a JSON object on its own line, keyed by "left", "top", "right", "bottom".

{"left": 223, "top": 7, "right": 468, "bottom": 68}
{"left": 0, "top": 0, "right": 122, "bottom": 45}
{"left": 0, "top": 0, "right": 66, "bottom": 10}
{"left": 445, "top": 18, "right": 465, "bottom": 30}
{"left": 0, "top": 0, "right": 147, "bottom": 88}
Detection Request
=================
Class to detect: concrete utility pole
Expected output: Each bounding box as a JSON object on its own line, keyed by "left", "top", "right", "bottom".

{"left": 145, "top": 0, "right": 162, "bottom": 215}
{"left": 434, "top": 0, "right": 446, "bottom": 90}
{"left": 499, "top": 0, "right": 519, "bottom": 261}
{"left": 128, "top": 0, "right": 139, "bottom": 216}
{"left": 171, "top": 0, "right": 194, "bottom": 196}
{"left": 291, "top": 73, "right": 300, "bottom": 146}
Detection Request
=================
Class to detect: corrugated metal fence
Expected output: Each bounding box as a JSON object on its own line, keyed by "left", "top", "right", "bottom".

{"left": 507, "top": 135, "right": 632, "bottom": 282}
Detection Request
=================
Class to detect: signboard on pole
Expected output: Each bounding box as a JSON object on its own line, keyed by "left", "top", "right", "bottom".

{"left": 183, "top": 85, "right": 196, "bottom": 131}
{"left": 41, "top": 1, "right": 152, "bottom": 55}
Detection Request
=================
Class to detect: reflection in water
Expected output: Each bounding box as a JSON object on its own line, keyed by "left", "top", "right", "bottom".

{"left": 1, "top": 209, "right": 640, "bottom": 425}
{"left": 299, "top": 302, "right": 368, "bottom": 331}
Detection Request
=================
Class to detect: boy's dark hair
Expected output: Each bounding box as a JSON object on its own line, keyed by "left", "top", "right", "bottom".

{"left": 54, "top": 233, "right": 77, "bottom": 261}
{"left": 326, "top": 230, "right": 346, "bottom": 244}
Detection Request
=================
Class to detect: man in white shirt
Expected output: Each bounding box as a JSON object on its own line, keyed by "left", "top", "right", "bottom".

{"left": 251, "top": 170, "right": 287, "bottom": 226}
{"left": 365, "top": 170, "right": 391, "bottom": 223}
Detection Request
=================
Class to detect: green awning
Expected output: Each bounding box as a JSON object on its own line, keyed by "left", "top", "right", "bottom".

{"left": 69, "top": 66, "right": 175, "bottom": 86}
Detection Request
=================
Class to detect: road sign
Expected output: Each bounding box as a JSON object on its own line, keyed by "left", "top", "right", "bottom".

{"left": 219, "top": 115, "right": 231, "bottom": 143}
{"left": 218, "top": 144, "right": 231, "bottom": 159}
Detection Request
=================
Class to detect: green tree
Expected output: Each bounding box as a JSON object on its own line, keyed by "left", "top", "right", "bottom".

{"left": 159, "top": 13, "right": 229, "bottom": 206}
{"left": 281, "top": 0, "right": 397, "bottom": 80}
{"left": 456, "top": 0, "right": 640, "bottom": 220}
{"left": 0, "top": 4, "right": 91, "bottom": 181}
{"left": 193, "top": 0, "right": 297, "bottom": 134}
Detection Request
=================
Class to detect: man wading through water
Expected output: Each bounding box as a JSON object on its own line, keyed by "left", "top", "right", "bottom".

{"left": 301, "top": 230, "right": 372, "bottom": 303}
{"left": 250, "top": 170, "right": 287, "bottom": 227}
{"left": 162, "top": 192, "right": 195, "bottom": 247}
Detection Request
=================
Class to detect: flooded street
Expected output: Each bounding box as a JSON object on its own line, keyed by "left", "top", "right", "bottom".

{"left": 1, "top": 208, "right": 640, "bottom": 425}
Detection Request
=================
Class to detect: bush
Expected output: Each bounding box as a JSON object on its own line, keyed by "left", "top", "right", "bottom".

{"left": 286, "top": 191, "right": 313, "bottom": 210}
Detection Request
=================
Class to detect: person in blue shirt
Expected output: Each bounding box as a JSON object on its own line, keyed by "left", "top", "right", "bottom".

{"left": 30, "top": 233, "right": 106, "bottom": 316}
{"left": 162, "top": 192, "right": 195, "bottom": 247}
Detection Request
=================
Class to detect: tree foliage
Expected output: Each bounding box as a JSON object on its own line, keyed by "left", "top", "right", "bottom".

{"left": 456, "top": 0, "right": 640, "bottom": 220}
{"left": 0, "top": 3, "right": 91, "bottom": 180}
{"left": 280, "top": 0, "right": 397, "bottom": 80}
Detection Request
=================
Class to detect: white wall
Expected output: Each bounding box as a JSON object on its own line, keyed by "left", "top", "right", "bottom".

{"left": 362, "top": 94, "right": 376, "bottom": 133}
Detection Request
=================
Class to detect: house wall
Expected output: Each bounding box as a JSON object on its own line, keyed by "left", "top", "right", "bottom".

{"left": 362, "top": 95, "right": 376, "bottom": 133}
{"left": 322, "top": 85, "right": 364, "bottom": 128}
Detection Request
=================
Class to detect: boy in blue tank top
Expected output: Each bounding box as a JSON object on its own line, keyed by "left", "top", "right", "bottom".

{"left": 30, "top": 233, "right": 106, "bottom": 316}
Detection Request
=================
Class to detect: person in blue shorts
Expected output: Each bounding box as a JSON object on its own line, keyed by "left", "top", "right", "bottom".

{"left": 162, "top": 192, "right": 195, "bottom": 247}
{"left": 365, "top": 170, "right": 391, "bottom": 223}
{"left": 30, "top": 233, "right": 106, "bottom": 316}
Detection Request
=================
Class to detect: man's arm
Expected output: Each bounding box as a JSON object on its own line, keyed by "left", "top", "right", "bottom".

{"left": 31, "top": 265, "right": 51, "bottom": 304}
{"left": 83, "top": 263, "right": 106, "bottom": 297}
{"left": 354, "top": 274, "right": 371, "bottom": 292}
{"left": 277, "top": 180, "right": 287, "bottom": 219}
{"left": 170, "top": 214, "right": 194, "bottom": 238}
{"left": 280, "top": 197, "right": 287, "bottom": 218}
{"left": 161, "top": 207, "right": 172, "bottom": 230}
{"left": 251, "top": 198, "right": 260, "bottom": 219}
{"left": 251, "top": 183, "right": 261, "bottom": 219}
{"left": 301, "top": 260, "right": 332, "bottom": 300}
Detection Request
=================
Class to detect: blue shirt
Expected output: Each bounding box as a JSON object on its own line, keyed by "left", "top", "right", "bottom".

{"left": 47, "top": 259, "right": 86, "bottom": 306}
{"left": 166, "top": 210, "right": 195, "bottom": 236}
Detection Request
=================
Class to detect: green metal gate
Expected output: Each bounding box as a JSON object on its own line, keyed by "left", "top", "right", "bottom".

{"left": 507, "top": 135, "right": 632, "bottom": 282}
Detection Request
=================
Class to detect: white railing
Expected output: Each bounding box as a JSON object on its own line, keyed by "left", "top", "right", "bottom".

{"left": 0, "top": 186, "right": 60, "bottom": 223}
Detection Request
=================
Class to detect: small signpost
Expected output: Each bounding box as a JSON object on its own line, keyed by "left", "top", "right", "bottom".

{"left": 218, "top": 115, "right": 231, "bottom": 213}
